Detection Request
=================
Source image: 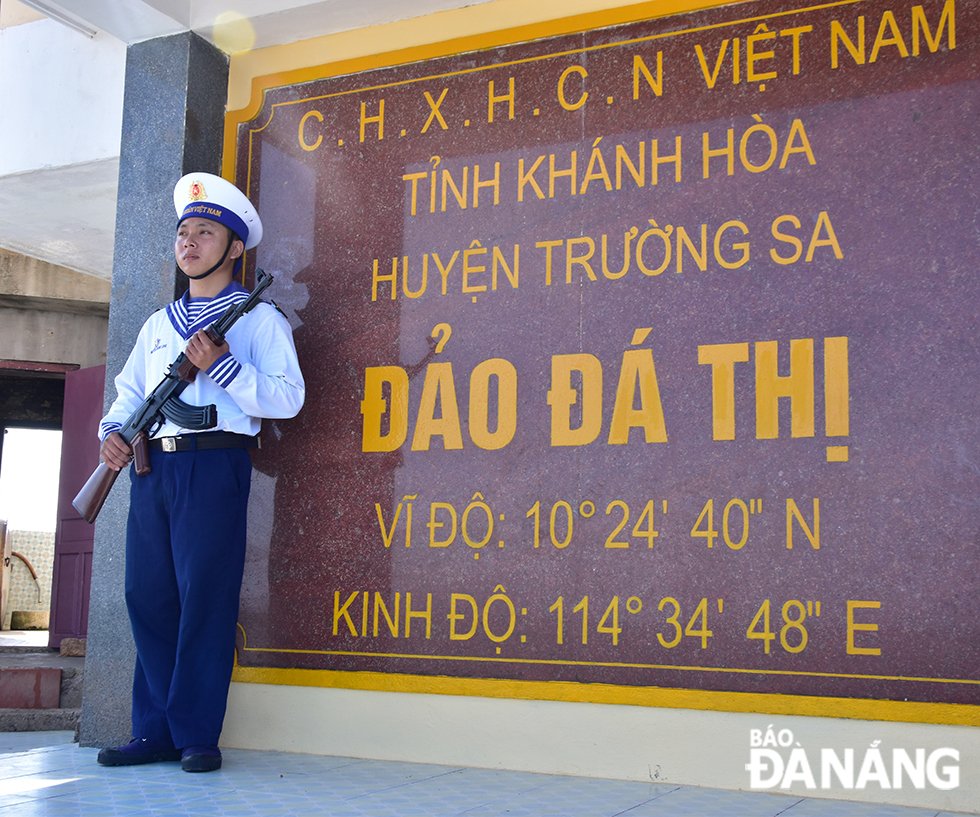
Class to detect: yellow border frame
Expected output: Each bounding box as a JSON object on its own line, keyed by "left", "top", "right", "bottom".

{"left": 222, "top": 0, "right": 753, "bottom": 177}
{"left": 234, "top": 664, "right": 979, "bottom": 726}
{"left": 223, "top": 0, "right": 979, "bottom": 726}
{"left": 232, "top": 631, "right": 978, "bottom": 726}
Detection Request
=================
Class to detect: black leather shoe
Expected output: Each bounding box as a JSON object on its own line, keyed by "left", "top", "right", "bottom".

{"left": 181, "top": 746, "right": 222, "bottom": 772}
{"left": 97, "top": 738, "right": 181, "bottom": 766}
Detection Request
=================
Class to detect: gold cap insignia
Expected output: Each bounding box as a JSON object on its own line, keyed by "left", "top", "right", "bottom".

{"left": 188, "top": 181, "right": 207, "bottom": 201}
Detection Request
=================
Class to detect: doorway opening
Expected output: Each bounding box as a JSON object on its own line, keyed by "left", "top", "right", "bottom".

{"left": 0, "top": 427, "right": 62, "bottom": 643}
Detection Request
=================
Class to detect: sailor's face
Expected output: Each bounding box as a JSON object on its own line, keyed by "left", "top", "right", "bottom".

{"left": 175, "top": 218, "right": 237, "bottom": 277}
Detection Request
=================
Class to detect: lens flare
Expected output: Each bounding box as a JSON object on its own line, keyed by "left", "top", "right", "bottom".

{"left": 213, "top": 11, "right": 256, "bottom": 54}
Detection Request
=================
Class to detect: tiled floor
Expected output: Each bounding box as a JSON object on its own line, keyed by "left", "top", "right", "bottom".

{"left": 0, "top": 732, "right": 973, "bottom": 817}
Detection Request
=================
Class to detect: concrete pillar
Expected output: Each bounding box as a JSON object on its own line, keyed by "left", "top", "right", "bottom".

{"left": 79, "top": 32, "right": 228, "bottom": 748}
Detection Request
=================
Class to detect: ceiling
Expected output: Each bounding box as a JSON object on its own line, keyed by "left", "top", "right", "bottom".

{"left": 0, "top": 0, "right": 491, "bottom": 281}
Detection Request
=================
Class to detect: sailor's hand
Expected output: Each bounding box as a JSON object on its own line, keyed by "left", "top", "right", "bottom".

{"left": 100, "top": 432, "right": 132, "bottom": 472}
{"left": 185, "top": 329, "right": 229, "bottom": 372}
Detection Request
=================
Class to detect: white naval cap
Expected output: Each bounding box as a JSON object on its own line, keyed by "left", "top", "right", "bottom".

{"left": 173, "top": 172, "right": 263, "bottom": 250}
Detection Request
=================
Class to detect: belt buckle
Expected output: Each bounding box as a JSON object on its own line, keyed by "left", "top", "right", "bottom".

{"left": 161, "top": 437, "right": 177, "bottom": 453}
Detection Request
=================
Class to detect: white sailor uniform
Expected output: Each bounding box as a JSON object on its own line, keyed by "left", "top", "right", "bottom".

{"left": 100, "top": 282, "right": 304, "bottom": 749}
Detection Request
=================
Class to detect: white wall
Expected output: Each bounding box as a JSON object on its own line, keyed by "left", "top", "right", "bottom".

{"left": 224, "top": 684, "right": 978, "bottom": 813}
{"left": 0, "top": 18, "right": 125, "bottom": 175}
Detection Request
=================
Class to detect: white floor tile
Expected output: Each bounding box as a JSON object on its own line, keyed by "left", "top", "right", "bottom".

{"left": 0, "top": 740, "right": 971, "bottom": 817}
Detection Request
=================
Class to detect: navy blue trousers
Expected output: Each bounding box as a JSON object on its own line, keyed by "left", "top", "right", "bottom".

{"left": 125, "top": 445, "right": 251, "bottom": 748}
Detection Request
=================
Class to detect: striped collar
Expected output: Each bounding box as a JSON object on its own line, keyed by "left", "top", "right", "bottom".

{"left": 166, "top": 282, "right": 249, "bottom": 339}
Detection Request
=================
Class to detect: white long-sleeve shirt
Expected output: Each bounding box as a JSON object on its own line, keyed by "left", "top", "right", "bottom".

{"left": 100, "top": 283, "right": 305, "bottom": 441}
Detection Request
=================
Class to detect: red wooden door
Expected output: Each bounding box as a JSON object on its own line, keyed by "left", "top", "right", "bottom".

{"left": 48, "top": 365, "right": 104, "bottom": 648}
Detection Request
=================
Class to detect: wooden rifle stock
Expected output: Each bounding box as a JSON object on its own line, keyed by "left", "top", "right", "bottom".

{"left": 72, "top": 462, "right": 121, "bottom": 524}
{"left": 72, "top": 428, "right": 148, "bottom": 522}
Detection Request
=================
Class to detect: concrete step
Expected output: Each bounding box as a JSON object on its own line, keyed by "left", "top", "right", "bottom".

{"left": 0, "top": 707, "right": 80, "bottom": 732}
{"left": 0, "top": 647, "right": 83, "bottom": 735}
{"left": 0, "top": 666, "right": 62, "bottom": 708}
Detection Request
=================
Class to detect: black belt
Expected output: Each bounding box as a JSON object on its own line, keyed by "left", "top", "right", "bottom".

{"left": 149, "top": 431, "right": 259, "bottom": 452}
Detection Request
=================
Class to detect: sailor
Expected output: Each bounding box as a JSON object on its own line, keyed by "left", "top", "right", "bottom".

{"left": 96, "top": 172, "right": 305, "bottom": 772}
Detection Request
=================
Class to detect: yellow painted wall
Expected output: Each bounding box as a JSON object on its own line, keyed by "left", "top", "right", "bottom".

{"left": 221, "top": 3, "right": 978, "bottom": 809}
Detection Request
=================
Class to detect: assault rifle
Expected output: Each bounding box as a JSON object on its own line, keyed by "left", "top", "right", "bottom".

{"left": 72, "top": 269, "right": 274, "bottom": 523}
